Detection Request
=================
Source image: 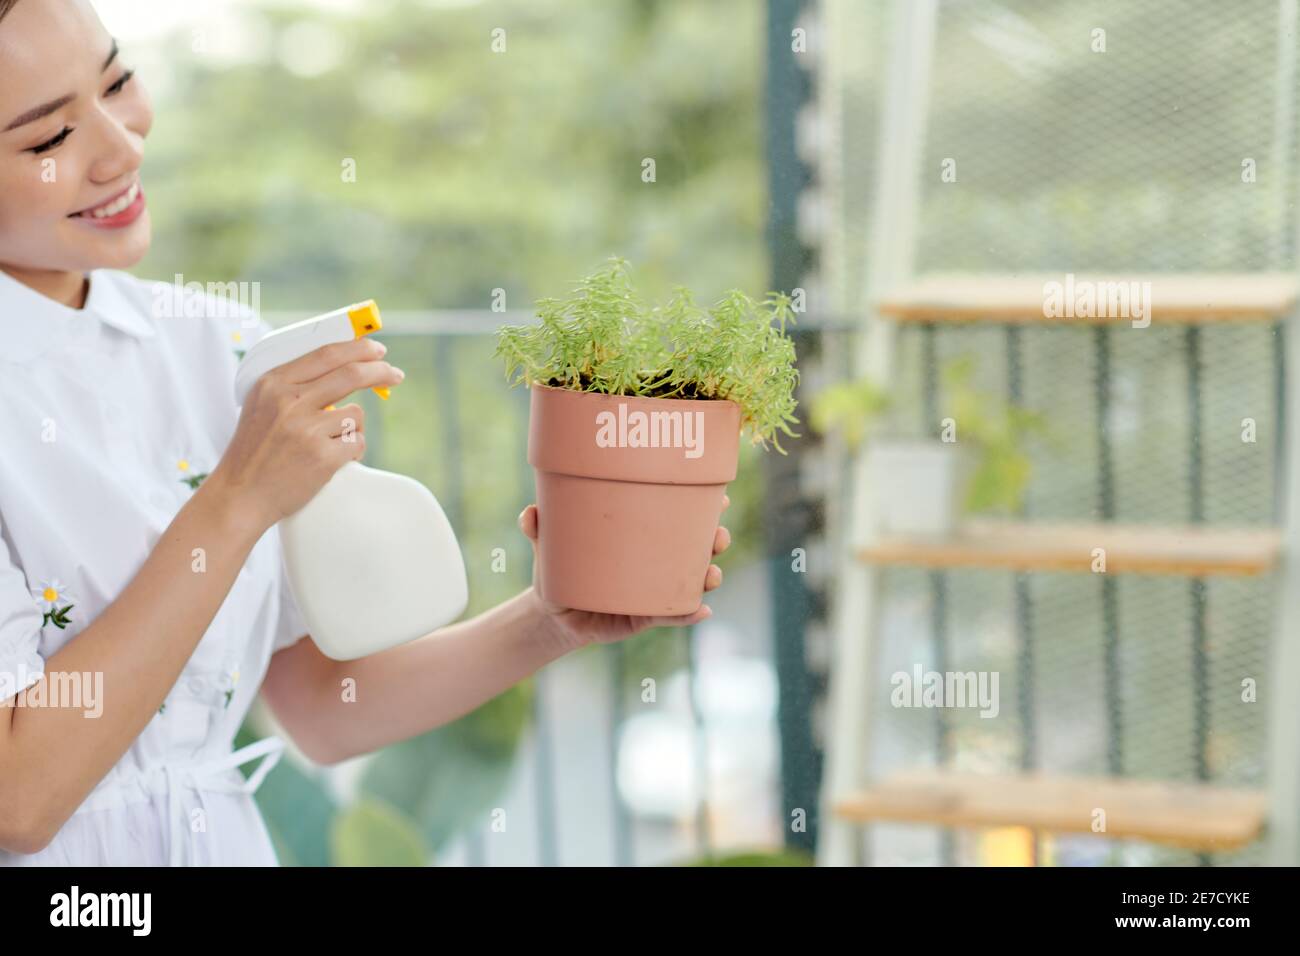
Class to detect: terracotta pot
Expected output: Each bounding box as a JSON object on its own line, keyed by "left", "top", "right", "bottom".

{"left": 527, "top": 383, "right": 741, "bottom": 616}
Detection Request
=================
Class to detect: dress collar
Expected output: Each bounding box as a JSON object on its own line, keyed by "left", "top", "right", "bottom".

{"left": 0, "top": 267, "right": 156, "bottom": 363}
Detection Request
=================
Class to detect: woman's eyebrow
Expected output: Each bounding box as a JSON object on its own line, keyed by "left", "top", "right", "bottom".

{"left": 3, "top": 39, "right": 119, "bottom": 133}
{"left": 4, "top": 93, "right": 74, "bottom": 132}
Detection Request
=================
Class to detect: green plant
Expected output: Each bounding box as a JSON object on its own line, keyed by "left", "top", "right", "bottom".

{"left": 941, "top": 356, "right": 1050, "bottom": 514}
{"left": 810, "top": 356, "right": 1050, "bottom": 515}
{"left": 808, "top": 378, "right": 892, "bottom": 450}
{"left": 331, "top": 799, "right": 430, "bottom": 867}
{"left": 495, "top": 258, "right": 800, "bottom": 451}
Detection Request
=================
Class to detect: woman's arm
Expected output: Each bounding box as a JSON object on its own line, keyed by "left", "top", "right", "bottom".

{"left": 0, "top": 475, "right": 264, "bottom": 853}
{"left": 0, "top": 336, "right": 404, "bottom": 854}
{"left": 261, "top": 501, "right": 729, "bottom": 764}
{"left": 262, "top": 586, "right": 567, "bottom": 764}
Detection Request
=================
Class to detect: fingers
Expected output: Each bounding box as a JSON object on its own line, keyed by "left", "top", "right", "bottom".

{"left": 275, "top": 336, "right": 388, "bottom": 387}
{"left": 518, "top": 502, "right": 722, "bottom": 614}
{"left": 518, "top": 504, "right": 539, "bottom": 542}
{"left": 644, "top": 605, "right": 713, "bottom": 629}
{"left": 291, "top": 403, "right": 368, "bottom": 464}
{"left": 302, "top": 359, "right": 405, "bottom": 409}
{"left": 317, "top": 403, "right": 365, "bottom": 440}
{"left": 712, "top": 494, "right": 731, "bottom": 557}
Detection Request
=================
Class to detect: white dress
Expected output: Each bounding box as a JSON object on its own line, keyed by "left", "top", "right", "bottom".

{"left": 0, "top": 268, "right": 310, "bottom": 866}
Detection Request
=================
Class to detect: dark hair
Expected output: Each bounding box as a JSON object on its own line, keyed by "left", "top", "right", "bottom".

{"left": 0, "top": 0, "right": 17, "bottom": 23}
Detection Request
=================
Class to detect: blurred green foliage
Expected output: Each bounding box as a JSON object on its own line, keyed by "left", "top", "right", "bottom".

{"left": 331, "top": 799, "right": 430, "bottom": 867}
{"left": 138, "top": 0, "right": 764, "bottom": 310}
{"left": 941, "top": 356, "right": 1052, "bottom": 515}
{"left": 808, "top": 377, "right": 891, "bottom": 450}
{"left": 810, "top": 355, "right": 1052, "bottom": 516}
{"left": 677, "top": 848, "right": 814, "bottom": 866}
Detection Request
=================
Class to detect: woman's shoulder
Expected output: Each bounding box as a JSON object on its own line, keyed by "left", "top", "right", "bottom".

{"left": 100, "top": 270, "right": 273, "bottom": 356}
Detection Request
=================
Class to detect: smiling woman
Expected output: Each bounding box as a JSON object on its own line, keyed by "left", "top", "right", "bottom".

{"left": 0, "top": 0, "right": 153, "bottom": 305}
{"left": 0, "top": 0, "right": 406, "bottom": 866}
{"left": 0, "top": 0, "right": 731, "bottom": 869}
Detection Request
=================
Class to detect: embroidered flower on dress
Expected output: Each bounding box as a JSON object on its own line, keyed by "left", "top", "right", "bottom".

{"left": 232, "top": 329, "right": 246, "bottom": 360}
{"left": 32, "top": 578, "right": 75, "bottom": 629}
{"left": 173, "top": 453, "right": 210, "bottom": 490}
{"left": 224, "top": 668, "right": 240, "bottom": 709}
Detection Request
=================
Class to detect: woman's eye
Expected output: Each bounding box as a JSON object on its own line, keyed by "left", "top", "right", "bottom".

{"left": 28, "top": 126, "right": 73, "bottom": 155}
{"left": 105, "top": 70, "right": 135, "bottom": 97}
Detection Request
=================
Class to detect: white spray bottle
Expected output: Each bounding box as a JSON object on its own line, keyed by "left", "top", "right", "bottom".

{"left": 234, "top": 301, "right": 469, "bottom": 660}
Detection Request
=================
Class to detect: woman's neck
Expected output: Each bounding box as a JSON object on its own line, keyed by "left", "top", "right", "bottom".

{"left": 0, "top": 265, "right": 90, "bottom": 309}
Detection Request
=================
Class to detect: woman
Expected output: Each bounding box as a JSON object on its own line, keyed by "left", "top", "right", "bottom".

{"left": 0, "top": 0, "right": 729, "bottom": 865}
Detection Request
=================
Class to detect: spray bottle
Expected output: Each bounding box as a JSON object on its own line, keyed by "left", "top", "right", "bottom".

{"left": 234, "top": 301, "right": 469, "bottom": 660}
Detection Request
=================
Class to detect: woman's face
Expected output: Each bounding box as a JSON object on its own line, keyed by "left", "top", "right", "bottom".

{"left": 0, "top": 0, "right": 152, "bottom": 276}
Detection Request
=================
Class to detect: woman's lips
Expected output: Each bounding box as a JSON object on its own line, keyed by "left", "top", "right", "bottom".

{"left": 69, "top": 181, "right": 147, "bottom": 230}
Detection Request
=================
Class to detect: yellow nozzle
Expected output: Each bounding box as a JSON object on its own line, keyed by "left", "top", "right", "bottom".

{"left": 346, "top": 300, "right": 391, "bottom": 401}
{"left": 347, "top": 300, "right": 382, "bottom": 337}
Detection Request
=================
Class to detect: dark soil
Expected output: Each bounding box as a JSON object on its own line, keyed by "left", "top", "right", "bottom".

{"left": 545, "top": 371, "right": 718, "bottom": 401}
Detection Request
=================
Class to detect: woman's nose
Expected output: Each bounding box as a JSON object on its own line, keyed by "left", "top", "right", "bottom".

{"left": 86, "top": 107, "right": 147, "bottom": 185}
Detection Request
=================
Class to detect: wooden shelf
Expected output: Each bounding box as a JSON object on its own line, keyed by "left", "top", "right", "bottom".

{"left": 834, "top": 770, "right": 1267, "bottom": 851}
{"left": 858, "top": 520, "right": 1280, "bottom": 577}
{"left": 878, "top": 273, "right": 1300, "bottom": 324}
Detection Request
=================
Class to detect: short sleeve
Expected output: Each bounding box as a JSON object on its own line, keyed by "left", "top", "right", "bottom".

{"left": 0, "top": 515, "right": 45, "bottom": 701}
{"left": 271, "top": 531, "right": 310, "bottom": 653}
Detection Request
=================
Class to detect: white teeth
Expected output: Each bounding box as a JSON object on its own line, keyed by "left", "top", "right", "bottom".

{"left": 86, "top": 182, "right": 140, "bottom": 219}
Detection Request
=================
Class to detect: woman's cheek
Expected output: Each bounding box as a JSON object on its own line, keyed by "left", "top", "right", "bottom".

{"left": 32, "top": 158, "right": 85, "bottom": 221}
{"left": 0, "top": 163, "right": 69, "bottom": 226}
{"left": 0, "top": 168, "right": 64, "bottom": 266}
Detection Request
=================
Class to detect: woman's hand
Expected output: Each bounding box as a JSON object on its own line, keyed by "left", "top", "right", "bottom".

{"left": 208, "top": 337, "right": 405, "bottom": 531}
{"left": 518, "top": 495, "right": 732, "bottom": 652}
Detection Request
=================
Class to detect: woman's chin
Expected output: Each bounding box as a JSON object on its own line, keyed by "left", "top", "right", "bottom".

{"left": 70, "top": 209, "right": 153, "bottom": 270}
